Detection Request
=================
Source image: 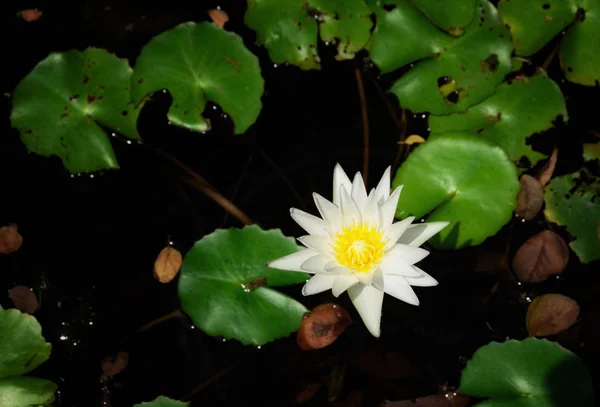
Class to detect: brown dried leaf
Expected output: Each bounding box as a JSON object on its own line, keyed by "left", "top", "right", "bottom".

{"left": 8, "top": 286, "right": 39, "bottom": 314}
{"left": 208, "top": 9, "right": 229, "bottom": 28}
{"left": 399, "top": 135, "right": 426, "bottom": 145}
{"left": 153, "top": 246, "right": 182, "bottom": 283}
{"left": 295, "top": 383, "right": 322, "bottom": 404}
{"left": 17, "top": 9, "right": 43, "bottom": 22}
{"left": 474, "top": 250, "right": 512, "bottom": 280}
{"left": 526, "top": 293, "right": 580, "bottom": 337}
{"left": 535, "top": 148, "right": 558, "bottom": 187}
{"left": 101, "top": 351, "right": 129, "bottom": 378}
{"left": 511, "top": 230, "right": 569, "bottom": 283}
{"left": 516, "top": 174, "right": 544, "bottom": 220}
{"left": 0, "top": 224, "right": 23, "bottom": 254}
{"left": 382, "top": 392, "right": 471, "bottom": 407}
{"left": 297, "top": 303, "right": 352, "bottom": 351}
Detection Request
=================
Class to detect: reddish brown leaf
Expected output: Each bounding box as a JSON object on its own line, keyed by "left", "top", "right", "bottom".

{"left": 526, "top": 293, "right": 580, "bottom": 337}
{"left": 101, "top": 351, "right": 129, "bottom": 378}
{"left": 382, "top": 392, "right": 472, "bottom": 407}
{"left": 511, "top": 230, "right": 569, "bottom": 283}
{"left": 295, "top": 383, "right": 322, "bottom": 404}
{"left": 297, "top": 303, "right": 352, "bottom": 350}
{"left": 474, "top": 250, "right": 513, "bottom": 280}
{"left": 516, "top": 174, "right": 544, "bottom": 220}
{"left": 0, "top": 224, "right": 23, "bottom": 254}
{"left": 535, "top": 148, "right": 558, "bottom": 187}
{"left": 153, "top": 246, "right": 182, "bottom": 283}
{"left": 208, "top": 9, "right": 229, "bottom": 28}
{"left": 8, "top": 286, "right": 38, "bottom": 314}
{"left": 17, "top": 9, "right": 43, "bottom": 22}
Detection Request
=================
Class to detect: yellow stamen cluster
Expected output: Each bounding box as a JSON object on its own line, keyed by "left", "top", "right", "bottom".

{"left": 334, "top": 222, "right": 385, "bottom": 273}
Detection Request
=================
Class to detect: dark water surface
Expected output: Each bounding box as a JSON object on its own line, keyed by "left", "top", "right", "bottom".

{"left": 2, "top": 1, "right": 599, "bottom": 406}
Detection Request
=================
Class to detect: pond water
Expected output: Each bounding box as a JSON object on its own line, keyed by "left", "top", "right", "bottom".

{"left": 1, "top": 0, "right": 599, "bottom": 406}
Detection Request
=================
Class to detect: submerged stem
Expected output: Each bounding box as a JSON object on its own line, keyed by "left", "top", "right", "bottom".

{"left": 355, "top": 67, "right": 370, "bottom": 186}
{"left": 137, "top": 310, "right": 186, "bottom": 333}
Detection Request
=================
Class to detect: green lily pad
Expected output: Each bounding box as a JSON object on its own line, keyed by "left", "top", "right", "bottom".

{"left": 498, "top": 0, "right": 600, "bottom": 86}
{"left": 10, "top": 48, "right": 139, "bottom": 173}
{"left": 459, "top": 338, "right": 594, "bottom": 407}
{"left": 368, "top": 0, "right": 513, "bottom": 114}
{"left": 411, "top": 0, "right": 477, "bottom": 36}
{"left": 244, "top": 0, "right": 373, "bottom": 70}
{"left": 0, "top": 307, "right": 52, "bottom": 379}
{"left": 583, "top": 142, "right": 600, "bottom": 166}
{"left": 0, "top": 376, "right": 58, "bottom": 407}
{"left": 132, "top": 22, "right": 264, "bottom": 134}
{"left": 544, "top": 169, "right": 600, "bottom": 263}
{"left": 134, "top": 396, "right": 190, "bottom": 407}
{"left": 392, "top": 132, "right": 519, "bottom": 249}
{"left": 428, "top": 73, "right": 567, "bottom": 166}
{"left": 178, "top": 225, "right": 309, "bottom": 345}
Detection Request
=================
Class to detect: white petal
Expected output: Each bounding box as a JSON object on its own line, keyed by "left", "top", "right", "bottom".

{"left": 387, "top": 244, "right": 430, "bottom": 265}
{"left": 379, "top": 255, "right": 422, "bottom": 277}
{"left": 268, "top": 249, "right": 318, "bottom": 272}
{"left": 332, "top": 275, "right": 359, "bottom": 297}
{"left": 362, "top": 193, "right": 379, "bottom": 226}
{"left": 341, "top": 187, "right": 361, "bottom": 225}
{"left": 302, "top": 274, "right": 337, "bottom": 295}
{"left": 298, "top": 235, "right": 332, "bottom": 255}
{"left": 374, "top": 166, "right": 391, "bottom": 204}
{"left": 328, "top": 266, "right": 351, "bottom": 275}
{"left": 379, "top": 186, "right": 402, "bottom": 227}
{"left": 356, "top": 270, "right": 375, "bottom": 285}
{"left": 290, "top": 208, "right": 328, "bottom": 236}
{"left": 372, "top": 268, "right": 384, "bottom": 291}
{"left": 398, "top": 221, "right": 450, "bottom": 247}
{"left": 383, "top": 216, "right": 415, "bottom": 249}
{"left": 333, "top": 163, "right": 352, "bottom": 206}
{"left": 351, "top": 172, "right": 368, "bottom": 212}
{"left": 348, "top": 284, "right": 384, "bottom": 337}
{"left": 383, "top": 274, "right": 420, "bottom": 306}
{"left": 300, "top": 254, "right": 332, "bottom": 273}
{"left": 405, "top": 266, "right": 438, "bottom": 287}
{"left": 313, "top": 193, "right": 341, "bottom": 232}
{"left": 325, "top": 260, "right": 339, "bottom": 270}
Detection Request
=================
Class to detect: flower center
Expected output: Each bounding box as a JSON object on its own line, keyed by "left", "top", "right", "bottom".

{"left": 333, "top": 222, "right": 385, "bottom": 273}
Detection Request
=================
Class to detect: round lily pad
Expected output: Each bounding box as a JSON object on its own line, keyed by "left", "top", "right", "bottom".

{"left": 392, "top": 132, "right": 520, "bottom": 249}
{"left": 134, "top": 396, "right": 189, "bottom": 407}
{"left": 10, "top": 48, "right": 140, "bottom": 173}
{"left": 369, "top": 0, "right": 513, "bottom": 114}
{"left": 544, "top": 169, "right": 600, "bottom": 264}
{"left": 178, "top": 225, "right": 309, "bottom": 345}
{"left": 411, "top": 0, "right": 477, "bottom": 36}
{"left": 0, "top": 376, "right": 58, "bottom": 407}
{"left": 0, "top": 307, "right": 52, "bottom": 379}
{"left": 245, "top": 0, "right": 373, "bottom": 70}
{"left": 428, "top": 73, "right": 567, "bottom": 166}
{"left": 132, "top": 22, "right": 264, "bottom": 135}
{"left": 459, "top": 338, "right": 594, "bottom": 407}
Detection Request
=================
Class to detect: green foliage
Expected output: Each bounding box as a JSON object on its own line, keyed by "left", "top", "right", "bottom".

{"left": 429, "top": 72, "right": 567, "bottom": 166}
{"left": 392, "top": 132, "right": 520, "bottom": 249}
{"left": 244, "top": 0, "right": 372, "bottom": 70}
{"left": 410, "top": 0, "right": 478, "bottom": 36}
{"left": 0, "top": 377, "right": 58, "bottom": 407}
{"left": 459, "top": 338, "right": 594, "bottom": 407}
{"left": 132, "top": 22, "right": 264, "bottom": 135}
{"left": 178, "top": 226, "right": 309, "bottom": 345}
{"left": 133, "top": 396, "right": 190, "bottom": 407}
{"left": 368, "top": 0, "right": 513, "bottom": 114}
{"left": 10, "top": 48, "right": 139, "bottom": 173}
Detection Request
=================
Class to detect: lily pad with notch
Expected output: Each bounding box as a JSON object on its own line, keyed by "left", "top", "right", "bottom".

{"left": 178, "top": 225, "right": 310, "bottom": 346}
{"left": 0, "top": 376, "right": 58, "bottom": 407}
{"left": 410, "top": 0, "right": 478, "bottom": 36}
{"left": 133, "top": 396, "right": 190, "bottom": 407}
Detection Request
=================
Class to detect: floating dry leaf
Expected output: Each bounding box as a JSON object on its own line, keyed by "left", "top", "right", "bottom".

{"left": 526, "top": 293, "right": 580, "bottom": 337}
{"left": 17, "top": 9, "right": 43, "bottom": 22}
{"left": 153, "top": 246, "right": 182, "bottom": 283}
{"left": 535, "top": 148, "right": 558, "bottom": 187}
{"left": 0, "top": 224, "right": 23, "bottom": 254}
{"left": 399, "top": 135, "right": 426, "bottom": 145}
{"left": 8, "top": 286, "right": 39, "bottom": 314}
{"left": 516, "top": 174, "right": 544, "bottom": 220}
{"left": 208, "top": 9, "right": 229, "bottom": 28}
{"left": 512, "top": 230, "right": 569, "bottom": 283}
{"left": 382, "top": 392, "right": 471, "bottom": 407}
{"left": 474, "top": 250, "right": 512, "bottom": 280}
{"left": 297, "top": 303, "right": 352, "bottom": 351}
{"left": 101, "top": 351, "right": 129, "bottom": 378}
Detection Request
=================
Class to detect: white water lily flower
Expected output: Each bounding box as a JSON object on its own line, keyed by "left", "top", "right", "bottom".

{"left": 267, "top": 164, "right": 449, "bottom": 337}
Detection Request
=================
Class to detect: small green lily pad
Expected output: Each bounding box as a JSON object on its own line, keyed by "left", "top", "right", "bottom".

{"left": 392, "top": 132, "right": 519, "bottom": 249}
{"left": 459, "top": 338, "right": 594, "bottom": 407}
{"left": 178, "top": 225, "right": 309, "bottom": 345}
{"left": 411, "top": 0, "right": 477, "bottom": 36}
{"left": 429, "top": 73, "right": 567, "bottom": 166}
{"left": 0, "top": 376, "right": 58, "bottom": 407}
{"left": 0, "top": 307, "right": 52, "bottom": 379}
{"left": 132, "top": 22, "right": 264, "bottom": 134}
{"left": 10, "top": 48, "right": 139, "bottom": 173}
{"left": 368, "top": 0, "right": 513, "bottom": 114}
{"left": 583, "top": 142, "right": 600, "bottom": 167}
{"left": 244, "top": 0, "right": 373, "bottom": 70}
{"left": 134, "top": 396, "right": 190, "bottom": 407}
{"left": 544, "top": 169, "right": 600, "bottom": 263}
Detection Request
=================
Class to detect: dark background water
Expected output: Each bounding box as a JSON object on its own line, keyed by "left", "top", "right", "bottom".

{"left": 1, "top": 1, "right": 599, "bottom": 406}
